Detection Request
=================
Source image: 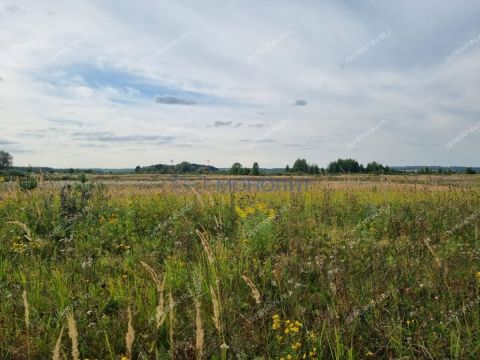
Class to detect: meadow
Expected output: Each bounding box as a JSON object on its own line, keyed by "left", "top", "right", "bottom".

{"left": 1, "top": 174, "right": 480, "bottom": 359}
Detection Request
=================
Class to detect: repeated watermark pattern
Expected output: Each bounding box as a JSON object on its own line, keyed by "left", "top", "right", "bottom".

{"left": 445, "top": 211, "right": 480, "bottom": 235}
{"left": 444, "top": 297, "right": 480, "bottom": 326}
{"left": 217, "top": 179, "right": 309, "bottom": 193}
{"left": 346, "top": 118, "right": 390, "bottom": 150}
{"left": 345, "top": 205, "right": 391, "bottom": 236}
{"left": 444, "top": 121, "right": 480, "bottom": 150}
{"left": 445, "top": 34, "right": 480, "bottom": 64}
{"left": 246, "top": 31, "right": 292, "bottom": 63}
{"left": 245, "top": 120, "right": 288, "bottom": 150}
{"left": 169, "top": 179, "right": 311, "bottom": 193}
{"left": 346, "top": 291, "right": 391, "bottom": 325}
{"left": 344, "top": 30, "right": 391, "bottom": 64}
{"left": 160, "top": 275, "right": 203, "bottom": 315}
{"left": 147, "top": 204, "right": 193, "bottom": 238}
{"left": 48, "top": 30, "right": 95, "bottom": 64}
{"left": 245, "top": 205, "right": 290, "bottom": 237}
{"left": 51, "top": 205, "right": 92, "bottom": 236}
{"left": 146, "top": 31, "right": 193, "bottom": 63}
{"left": 246, "top": 291, "right": 293, "bottom": 324}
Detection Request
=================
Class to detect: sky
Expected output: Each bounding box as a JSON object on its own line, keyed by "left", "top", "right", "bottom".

{"left": 1, "top": 0, "right": 480, "bottom": 168}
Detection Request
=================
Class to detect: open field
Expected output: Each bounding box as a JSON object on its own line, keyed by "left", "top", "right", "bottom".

{"left": 1, "top": 174, "right": 480, "bottom": 359}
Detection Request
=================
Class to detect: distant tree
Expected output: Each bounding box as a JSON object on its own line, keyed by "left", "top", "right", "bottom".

{"left": 243, "top": 168, "right": 251, "bottom": 175}
{"left": 0, "top": 151, "right": 13, "bottom": 169}
{"left": 313, "top": 164, "right": 320, "bottom": 174}
{"left": 252, "top": 162, "right": 260, "bottom": 176}
{"left": 176, "top": 161, "right": 192, "bottom": 173}
{"left": 135, "top": 165, "right": 141, "bottom": 173}
{"left": 327, "top": 159, "right": 361, "bottom": 173}
{"left": 230, "top": 162, "right": 243, "bottom": 175}
{"left": 465, "top": 167, "right": 477, "bottom": 174}
{"left": 365, "top": 161, "right": 387, "bottom": 174}
{"left": 292, "top": 158, "right": 309, "bottom": 173}
{"left": 285, "top": 165, "right": 290, "bottom": 173}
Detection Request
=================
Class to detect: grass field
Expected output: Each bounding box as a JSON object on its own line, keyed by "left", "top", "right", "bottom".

{"left": 1, "top": 174, "right": 480, "bottom": 359}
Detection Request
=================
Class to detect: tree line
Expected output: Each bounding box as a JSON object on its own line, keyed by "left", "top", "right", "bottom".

{"left": 1, "top": 150, "right": 478, "bottom": 176}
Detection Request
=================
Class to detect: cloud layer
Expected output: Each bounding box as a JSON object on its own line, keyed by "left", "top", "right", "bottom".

{"left": 1, "top": 0, "right": 480, "bottom": 168}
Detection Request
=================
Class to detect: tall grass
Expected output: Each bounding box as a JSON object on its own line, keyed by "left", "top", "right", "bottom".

{"left": 0, "top": 176, "right": 480, "bottom": 358}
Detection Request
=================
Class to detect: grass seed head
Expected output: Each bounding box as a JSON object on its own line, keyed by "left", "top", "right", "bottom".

{"left": 242, "top": 275, "right": 261, "bottom": 304}
{"left": 67, "top": 311, "right": 79, "bottom": 360}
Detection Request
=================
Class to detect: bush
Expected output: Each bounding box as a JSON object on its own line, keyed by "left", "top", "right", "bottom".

{"left": 19, "top": 174, "right": 38, "bottom": 191}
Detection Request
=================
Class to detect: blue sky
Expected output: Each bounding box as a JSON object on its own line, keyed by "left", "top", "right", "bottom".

{"left": 1, "top": 0, "right": 480, "bottom": 168}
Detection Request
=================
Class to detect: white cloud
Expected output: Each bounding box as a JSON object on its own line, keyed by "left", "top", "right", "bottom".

{"left": 0, "top": 0, "right": 479, "bottom": 168}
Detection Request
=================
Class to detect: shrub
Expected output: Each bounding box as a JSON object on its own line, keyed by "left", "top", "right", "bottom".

{"left": 19, "top": 174, "right": 38, "bottom": 191}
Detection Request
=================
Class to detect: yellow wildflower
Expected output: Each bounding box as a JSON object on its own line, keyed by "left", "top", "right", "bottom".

{"left": 256, "top": 203, "right": 267, "bottom": 210}
{"left": 235, "top": 206, "right": 248, "bottom": 218}
{"left": 272, "top": 314, "right": 282, "bottom": 330}
{"left": 291, "top": 342, "right": 302, "bottom": 351}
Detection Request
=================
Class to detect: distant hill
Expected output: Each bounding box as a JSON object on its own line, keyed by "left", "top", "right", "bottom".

{"left": 136, "top": 161, "right": 218, "bottom": 174}
{"left": 10, "top": 166, "right": 56, "bottom": 173}
{"left": 393, "top": 166, "right": 480, "bottom": 173}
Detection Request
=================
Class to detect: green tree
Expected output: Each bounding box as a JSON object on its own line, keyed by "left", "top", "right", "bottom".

{"left": 0, "top": 151, "right": 13, "bottom": 169}
{"left": 252, "top": 162, "right": 260, "bottom": 176}
{"left": 327, "top": 159, "right": 361, "bottom": 173}
{"left": 230, "top": 162, "right": 243, "bottom": 175}
{"left": 292, "top": 158, "right": 309, "bottom": 173}
{"left": 366, "top": 161, "right": 388, "bottom": 174}
{"left": 285, "top": 165, "right": 290, "bottom": 173}
{"left": 465, "top": 167, "right": 477, "bottom": 174}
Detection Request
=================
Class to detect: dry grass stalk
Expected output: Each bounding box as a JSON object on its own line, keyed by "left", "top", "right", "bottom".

{"left": 194, "top": 297, "right": 204, "bottom": 360}
{"left": 125, "top": 305, "right": 135, "bottom": 359}
{"left": 423, "top": 238, "right": 444, "bottom": 270}
{"left": 168, "top": 292, "right": 175, "bottom": 360}
{"left": 66, "top": 311, "right": 79, "bottom": 360}
{"left": 52, "top": 326, "right": 64, "bottom": 360}
{"left": 242, "top": 275, "right": 261, "bottom": 304}
{"left": 191, "top": 186, "right": 205, "bottom": 208}
{"left": 196, "top": 229, "right": 215, "bottom": 264}
{"left": 22, "top": 289, "right": 31, "bottom": 359}
{"left": 209, "top": 286, "right": 221, "bottom": 334}
{"left": 8, "top": 221, "right": 32, "bottom": 241}
{"left": 140, "top": 261, "right": 166, "bottom": 328}
{"left": 22, "top": 290, "right": 30, "bottom": 328}
{"left": 213, "top": 213, "right": 223, "bottom": 231}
